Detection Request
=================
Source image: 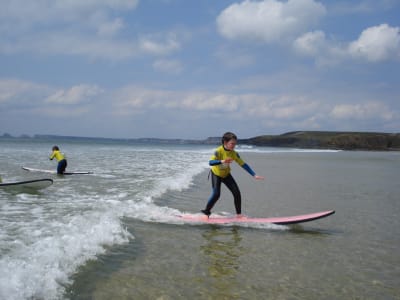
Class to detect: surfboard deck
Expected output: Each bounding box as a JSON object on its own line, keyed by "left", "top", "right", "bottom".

{"left": 22, "top": 166, "right": 92, "bottom": 175}
{"left": 179, "top": 210, "right": 335, "bottom": 225}
{"left": 0, "top": 178, "right": 53, "bottom": 190}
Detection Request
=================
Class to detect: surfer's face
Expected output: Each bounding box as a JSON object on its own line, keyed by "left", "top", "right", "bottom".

{"left": 224, "top": 139, "right": 236, "bottom": 151}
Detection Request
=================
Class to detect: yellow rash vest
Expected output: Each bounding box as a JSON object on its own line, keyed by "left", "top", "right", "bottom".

{"left": 49, "top": 150, "right": 65, "bottom": 162}
{"left": 209, "top": 145, "right": 255, "bottom": 178}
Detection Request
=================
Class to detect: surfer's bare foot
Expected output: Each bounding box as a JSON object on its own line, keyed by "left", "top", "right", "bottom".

{"left": 201, "top": 209, "right": 211, "bottom": 218}
{"left": 236, "top": 214, "right": 245, "bottom": 218}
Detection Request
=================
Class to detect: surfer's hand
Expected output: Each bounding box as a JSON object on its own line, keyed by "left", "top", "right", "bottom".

{"left": 254, "top": 175, "right": 264, "bottom": 180}
{"left": 223, "top": 158, "right": 233, "bottom": 164}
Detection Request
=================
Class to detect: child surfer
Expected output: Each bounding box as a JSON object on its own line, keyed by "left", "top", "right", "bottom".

{"left": 202, "top": 132, "right": 264, "bottom": 218}
{"left": 49, "top": 145, "right": 67, "bottom": 174}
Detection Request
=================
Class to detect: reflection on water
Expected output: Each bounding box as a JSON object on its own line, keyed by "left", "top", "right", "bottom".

{"left": 288, "top": 224, "right": 340, "bottom": 235}
{"left": 200, "top": 227, "right": 244, "bottom": 299}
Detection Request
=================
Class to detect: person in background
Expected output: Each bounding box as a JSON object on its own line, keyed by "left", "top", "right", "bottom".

{"left": 49, "top": 145, "right": 67, "bottom": 174}
{"left": 202, "top": 132, "right": 264, "bottom": 218}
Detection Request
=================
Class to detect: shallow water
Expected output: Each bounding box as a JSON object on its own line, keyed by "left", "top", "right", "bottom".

{"left": 0, "top": 139, "right": 399, "bottom": 299}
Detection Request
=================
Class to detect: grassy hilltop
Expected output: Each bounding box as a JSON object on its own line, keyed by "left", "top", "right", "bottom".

{"left": 240, "top": 131, "right": 400, "bottom": 151}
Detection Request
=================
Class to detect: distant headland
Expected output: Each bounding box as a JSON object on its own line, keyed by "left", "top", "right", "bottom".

{"left": 1, "top": 131, "right": 400, "bottom": 151}
{"left": 239, "top": 131, "right": 400, "bottom": 151}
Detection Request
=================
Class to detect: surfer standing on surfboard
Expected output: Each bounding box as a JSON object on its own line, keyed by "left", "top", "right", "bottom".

{"left": 49, "top": 145, "right": 68, "bottom": 175}
{"left": 201, "top": 132, "right": 264, "bottom": 218}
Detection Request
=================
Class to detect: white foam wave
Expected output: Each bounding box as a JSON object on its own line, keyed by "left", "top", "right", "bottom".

{"left": 0, "top": 206, "right": 132, "bottom": 300}
{"left": 137, "top": 209, "right": 290, "bottom": 231}
{"left": 0, "top": 142, "right": 253, "bottom": 299}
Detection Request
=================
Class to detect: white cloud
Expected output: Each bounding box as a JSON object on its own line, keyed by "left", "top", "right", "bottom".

{"left": 110, "top": 85, "right": 323, "bottom": 124}
{"left": 134, "top": 89, "right": 397, "bottom": 133}
{"left": 45, "top": 85, "right": 103, "bottom": 105}
{"left": 112, "top": 88, "right": 239, "bottom": 115}
{"left": 0, "top": 79, "right": 52, "bottom": 105}
{"left": 293, "top": 30, "right": 347, "bottom": 66}
{"left": 112, "top": 86, "right": 171, "bottom": 116}
{"left": 0, "top": 79, "right": 41, "bottom": 103}
{"left": 0, "top": 1, "right": 187, "bottom": 61}
{"left": 221, "top": 3, "right": 398, "bottom": 65}
{"left": 240, "top": 94, "right": 320, "bottom": 121}
{"left": 139, "top": 33, "right": 181, "bottom": 56}
{"left": 293, "top": 30, "right": 326, "bottom": 56}
{"left": 294, "top": 24, "right": 400, "bottom": 65}
{"left": 0, "top": 79, "right": 104, "bottom": 119}
{"left": 331, "top": 102, "right": 394, "bottom": 121}
{"left": 2, "top": 78, "right": 399, "bottom": 136}
{"left": 97, "top": 18, "right": 125, "bottom": 37}
{"left": 181, "top": 93, "right": 239, "bottom": 112}
{"left": 3, "top": 29, "right": 184, "bottom": 60}
{"left": 0, "top": 0, "right": 139, "bottom": 25}
{"left": 348, "top": 24, "right": 400, "bottom": 62}
{"left": 0, "top": 79, "right": 103, "bottom": 119}
{"left": 216, "top": 0, "right": 326, "bottom": 43}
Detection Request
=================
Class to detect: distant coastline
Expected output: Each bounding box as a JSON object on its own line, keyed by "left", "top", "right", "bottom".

{"left": 1, "top": 131, "right": 400, "bottom": 151}
{"left": 240, "top": 131, "right": 400, "bottom": 151}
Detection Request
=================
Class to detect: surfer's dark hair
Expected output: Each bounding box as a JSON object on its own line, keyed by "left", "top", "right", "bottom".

{"left": 222, "top": 132, "right": 237, "bottom": 144}
{"left": 52, "top": 145, "right": 59, "bottom": 151}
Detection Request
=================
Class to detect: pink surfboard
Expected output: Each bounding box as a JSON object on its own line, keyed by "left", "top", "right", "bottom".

{"left": 180, "top": 210, "right": 335, "bottom": 225}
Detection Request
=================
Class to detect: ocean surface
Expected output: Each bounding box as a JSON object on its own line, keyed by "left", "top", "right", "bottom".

{"left": 0, "top": 138, "right": 399, "bottom": 300}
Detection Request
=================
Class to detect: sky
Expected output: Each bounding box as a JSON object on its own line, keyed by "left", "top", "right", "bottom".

{"left": 0, "top": 0, "right": 399, "bottom": 139}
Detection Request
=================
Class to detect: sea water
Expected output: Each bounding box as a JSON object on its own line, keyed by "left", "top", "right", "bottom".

{"left": 0, "top": 138, "right": 399, "bottom": 299}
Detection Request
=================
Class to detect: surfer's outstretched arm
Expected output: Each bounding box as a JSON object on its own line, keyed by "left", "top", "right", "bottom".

{"left": 241, "top": 163, "right": 264, "bottom": 180}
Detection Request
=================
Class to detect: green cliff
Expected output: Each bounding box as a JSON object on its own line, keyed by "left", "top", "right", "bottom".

{"left": 241, "top": 131, "right": 400, "bottom": 151}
